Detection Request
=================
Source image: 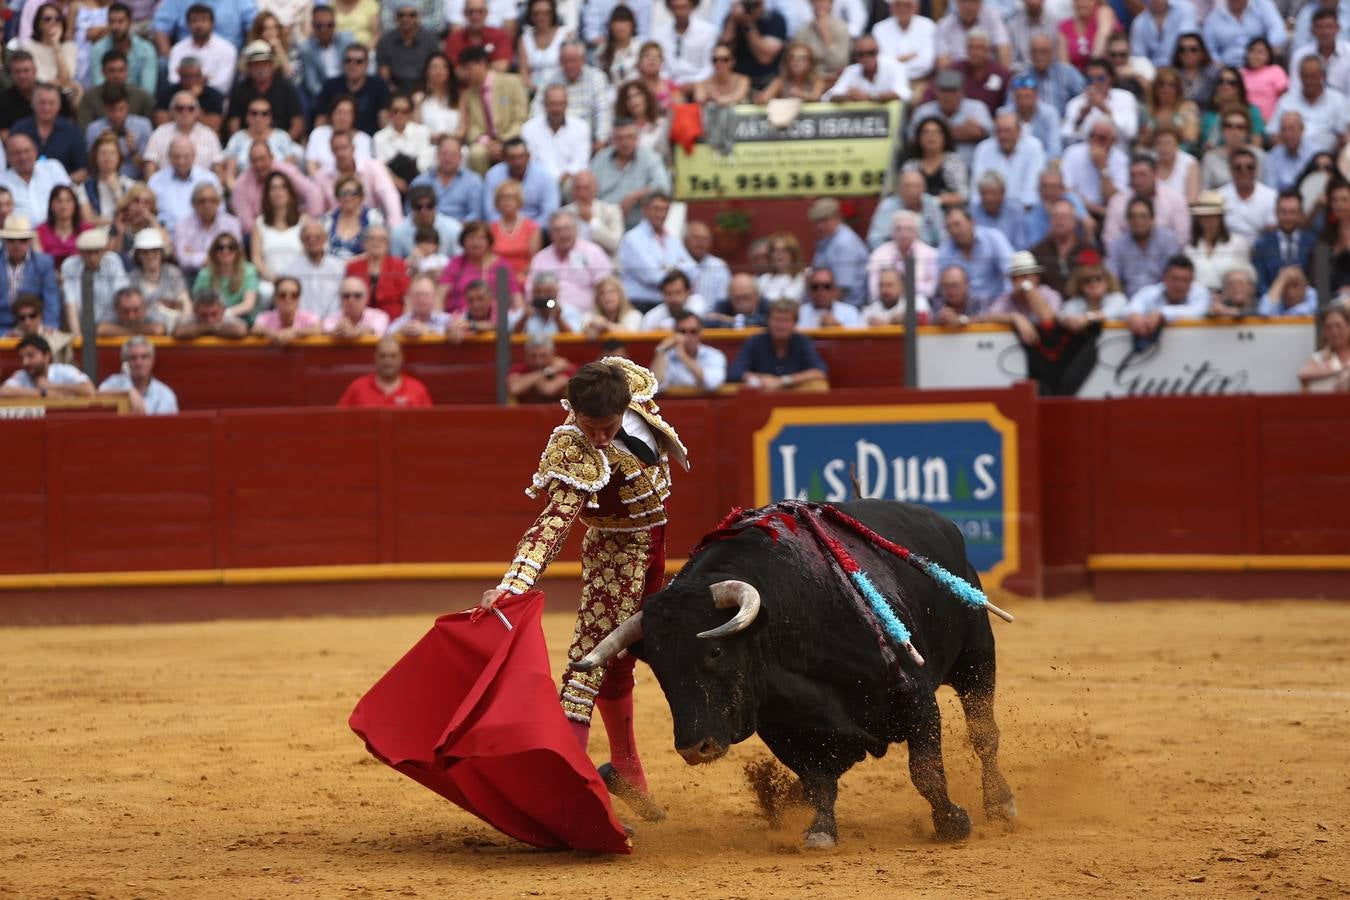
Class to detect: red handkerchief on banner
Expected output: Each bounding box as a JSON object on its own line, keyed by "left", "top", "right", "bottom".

{"left": 349, "top": 591, "right": 631, "bottom": 854}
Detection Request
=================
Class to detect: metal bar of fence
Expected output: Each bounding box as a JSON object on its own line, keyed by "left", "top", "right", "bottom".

{"left": 494, "top": 265, "right": 511, "bottom": 406}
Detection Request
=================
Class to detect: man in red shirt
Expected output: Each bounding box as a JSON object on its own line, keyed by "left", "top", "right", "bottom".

{"left": 507, "top": 335, "right": 576, "bottom": 404}
{"left": 445, "top": 0, "right": 512, "bottom": 70}
{"left": 337, "top": 337, "right": 433, "bottom": 407}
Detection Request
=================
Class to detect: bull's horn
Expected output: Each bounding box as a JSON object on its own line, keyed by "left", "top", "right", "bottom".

{"left": 569, "top": 612, "right": 644, "bottom": 672}
{"left": 697, "top": 580, "right": 761, "bottom": 639}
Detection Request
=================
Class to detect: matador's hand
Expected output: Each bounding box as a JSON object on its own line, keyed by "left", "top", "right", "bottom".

{"left": 479, "top": 588, "right": 508, "bottom": 610}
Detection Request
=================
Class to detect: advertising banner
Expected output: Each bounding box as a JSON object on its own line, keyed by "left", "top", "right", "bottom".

{"left": 751, "top": 403, "right": 1020, "bottom": 584}
{"left": 916, "top": 320, "right": 1316, "bottom": 396}
{"left": 673, "top": 102, "right": 902, "bottom": 201}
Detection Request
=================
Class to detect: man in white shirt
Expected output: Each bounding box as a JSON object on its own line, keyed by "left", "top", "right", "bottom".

{"left": 285, "top": 219, "right": 348, "bottom": 318}
{"left": 619, "top": 193, "right": 697, "bottom": 309}
{"left": 61, "top": 228, "right": 129, "bottom": 333}
{"left": 520, "top": 84, "right": 593, "bottom": 190}
{"left": 823, "top": 35, "right": 912, "bottom": 102}
{"left": 324, "top": 277, "right": 392, "bottom": 337}
{"left": 797, "top": 267, "right": 864, "bottom": 327}
{"left": 650, "top": 310, "right": 727, "bottom": 393}
{"left": 97, "top": 335, "right": 180, "bottom": 415}
{"left": 970, "top": 110, "right": 1046, "bottom": 209}
{"left": 1061, "top": 119, "right": 1128, "bottom": 219}
{"left": 561, "top": 170, "right": 624, "bottom": 257}
{"left": 1062, "top": 58, "right": 1138, "bottom": 146}
{"left": 142, "top": 91, "right": 224, "bottom": 178}
{"left": 871, "top": 0, "right": 937, "bottom": 82}
{"left": 863, "top": 266, "right": 933, "bottom": 325}
{"left": 1125, "top": 254, "right": 1210, "bottom": 338}
{"left": 146, "top": 137, "right": 223, "bottom": 234}
{"left": 639, "top": 270, "right": 708, "bottom": 330}
{"left": 167, "top": 4, "right": 239, "bottom": 95}
{"left": 684, "top": 221, "right": 731, "bottom": 307}
{"left": 1217, "top": 147, "right": 1277, "bottom": 242}
{"left": 1289, "top": 7, "right": 1350, "bottom": 96}
{"left": 655, "top": 0, "right": 718, "bottom": 88}
{"left": 0, "top": 334, "right": 94, "bottom": 399}
{"left": 0, "top": 134, "right": 70, "bottom": 224}
{"left": 1273, "top": 56, "right": 1350, "bottom": 152}
{"left": 1100, "top": 151, "right": 1191, "bottom": 246}
{"left": 444, "top": 0, "right": 518, "bottom": 31}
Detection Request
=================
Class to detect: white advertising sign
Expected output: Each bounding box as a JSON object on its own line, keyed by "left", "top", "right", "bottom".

{"left": 918, "top": 320, "right": 1316, "bottom": 396}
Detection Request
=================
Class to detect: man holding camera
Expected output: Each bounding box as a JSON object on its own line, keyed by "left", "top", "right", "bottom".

{"left": 719, "top": 0, "right": 786, "bottom": 90}
{"left": 512, "top": 274, "right": 584, "bottom": 339}
{"left": 506, "top": 335, "right": 577, "bottom": 404}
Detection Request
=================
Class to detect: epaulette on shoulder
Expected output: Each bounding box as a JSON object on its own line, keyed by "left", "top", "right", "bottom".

{"left": 525, "top": 423, "right": 612, "bottom": 498}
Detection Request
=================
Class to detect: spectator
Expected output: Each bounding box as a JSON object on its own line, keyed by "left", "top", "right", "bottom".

{"left": 193, "top": 232, "right": 260, "bottom": 322}
{"left": 1152, "top": 124, "right": 1200, "bottom": 203}
{"left": 1257, "top": 267, "right": 1318, "bottom": 317}
{"left": 1056, "top": 0, "right": 1119, "bottom": 72}
{"left": 246, "top": 11, "right": 294, "bottom": 77}
{"left": 406, "top": 226, "right": 451, "bottom": 276}
{"left": 438, "top": 220, "right": 520, "bottom": 313}
{"left": 0, "top": 53, "right": 45, "bottom": 135}
{"left": 756, "top": 41, "right": 826, "bottom": 102}
{"left": 651, "top": 310, "right": 727, "bottom": 393}
{"left": 315, "top": 44, "right": 391, "bottom": 138}
{"left": 1272, "top": 57, "right": 1349, "bottom": 157}
{"left": 521, "top": 84, "right": 593, "bottom": 192}
{"left": 6, "top": 293, "right": 72, "bottom": 362}
{"left": 0, "top": 333, "right": 94, "bottom": 398}
{"left": 174, "top": 182, "right": 243, "bottom": 277}
{"left": 1060, "top": 251, "right": 1128, "bottom": 322}
{"left": 1289, "top": 10, "right": 1350, "bottom": 99}
{"left": 527, "top": 210, "right": 613, "bottom": 316}
{"left": 873, "top": 0, "right": 936, "bottom": 83}
{"left": 388, "top": 273, "right": 452, "bottom": 338}
{"left": 61, "top": 227, "right": 128, "bottom": 336}
{"left": 972, "top": 111, "right": 1046, "bottom": 211}
{"left": 517, "top": 0, "right": 568, "bottom": 91}
{"left": 317, "top": 132, "right": 404, "bottom": 228}
{"left": 16, "top": 5, "right": 78, "bottom": 103}
{"left": 594, "top": 118, "right": 672, "bottom": 230}
{"left": 225, "top": 40, "right": 305, "bottom": 141}
{"left": 324, "top": 276, "right": 391, "bottom": 337}
{"left": 458, "top": 46, "right": 530, "bottom": 174}
{"left": 990, "top": 251, "right": 1062, "bottom": 341}
{"left": 1023, "top": 162, "right": 1095, "bottom": 248}
{"left": 868, "top": 170, "right": 945, "bottom": 250}
{"left": 684, "top": 221, "right": 731, "bottom": 308}
{"left": 221, "top": 99, "right": 304, "bottom": 195}
{"left": 507, "top": 335, "right": 575, "bottom": 404}
{"left": 446, "top": 0, "right": 514, "bottom": 71}
{"left": 0, "top": 135, "right": 71, "bottom": 226}
{"left": 534, "top": 42, "right": 613, "bottom": 150}
{"left": 707, "top": 272, "right": 770, "bottom": 327}
{"left": 79, "top": 51, "right": 154, "bottom": 131}
{"left": 598, "top": 6, "right": 642, "bottom": 84}
{"left": 792, "top": 0, "right": 850, "bottom": 78}
{"left": 729, "top": 299, "right": 829, "bottom": 390}
{"left": 1251, "top": 192, "right": 1316, "bottom": 295}
{"left": 11, "top": 85, "right": 87, "bottom": 184}
{"left": 1200, "top": 67, "right": 1266, "bottom": 154}
{"left": 88, "top": 4, "right": 158, "bottom": 97}
{"left": 107, "top": 184, "right": 171, "bottom": 264}
{"left": 1102, "top": 151, "right": 1191, "bottom": 246}
{"left": 1204, "top": 0, "right": 1286, "bottom": 68}
{"left": 798, "top": 267, "right": 863, "bottom": 328}
{"left": 512, "top": 273, "right": 583, "bottom": 338}
{"left": 1213, "top": 266, "right": 1258, "bottom": 317}
{"left": 249, "top": 171, "right": 305, "bottom": 290}
{"left": 638, "top": 40, "right": 686, "bottom": 110}
{"left": 640, "top": 270, "right": 707, "bottom": 330}
{"left": 391, "top": 185, "right": 463, "bottom": 259}
{"left": 172, "top": 288, "right": 249, "bottom": 339}
{"left": 808, "top": 197, "right": 868, "bottom": 307}
{"left": 346, "top": 224, "right": 410, "bottom": 319}
{"left": 319, "top": 173, "right": 381, "bottom": 261}
{"left": 656, "top": 0, "right": 717, "bottom": 90}
{"left": 937, "top": 205, "right": 1012, "bottom": 313}
{"left": 306, "top": 97, "right": 376, "bottom": 176}
{"left": 0, "top": 215, "right": 63, "bottom": 332}
{"left": 1032, "top": 199, "right": 1094, "bottom": 296}
{"left": 410, "top": 136, "right": 487, "bottom": 223}
{"left": 142, "top": 92, "right": 223, "bottom": 180}
{"left": 128, "top": 229, "right": 191, "bottom": 325}
{"left": 1297, "top": 305, "right": 1350, "bottom": 393}
{"left": 484, "top": 139, "right": 561, "bottom": 226}
{"left": 152, "top": 0, "right": 255, "bottom": 55}
{"left": 1263, "top": 113, "right": 1321, "bottom": 193}
{"left": 823, "top": 34, "right": 911, "bottom": 102}
{"left": 488, "top": 180, "right": 542, "bottom": 284}
{"left": 1292, "top": 0, "right": 1348, "bottom": 49}
{"left": 616, "top": 79, "right": 671, "bottom": 163}
{"left": 617, "top": 193, "right": 695, "bottom": 310}
{"left": 1139, "top": 67, "right": 1201, "bottom": 150}
{"left": 251, "top": 276, "right": 320, "bottom": 342}
{"left": 338, "top": 337, "right": 434, "bottom": 407}
{"left": 413, "top": 53, "right": 463, "bottom": 142}
{"left": 561, "top": 170, "right": 624, "bottom": 255}
{"left": 1063, "top": 57, "right": 1138, "bottom": 147}
{"left": 936, "top": 0, "right": 1012, "bottom": 69}
{"left": 84, "top": 86, "right": 153, "bottom": 182}
{"left": 863, "top": 267, "right": 932, "bottom": 326}
{"left": 1217, "top": 147, "right": 1276, "bottom": 242}
{"left": 1125, "top": 254, "right": 1210, "bottom": 338}
{"left": 152, "top": 57, "right": 225, "bottom": 134}
{"left": 166, "top": 4, "right": 238, "bottom": 95}
{"left": 946, "top": 28, "right": 1009, "bottom": 113}
{"left": 1185, "top": 190, "right": 1251, "bottom": 293}
{"left": 868, "top": 209, "right": 938, "bottom": 304}
{"left": 582, "top": 275, "right": 643, "bottom": 336}
{"left": 1018, "top": 33, "right": 1086, "bottom": 116}
{"left": 931, "top": 264, "right": 980, "bottom": 324}
{"left": 907, "top": 71, "right": 991, "bottom": 172}
{"left": 95, "top": 285, "right": 166, "bottom": 336}
{"left": 693, "top": 41, "right": 753, "bottom": 103}
{"left": 1002, "top": 72, "right": 1062, "bottom": 160}
{"left": 146, "top": 137, "right": 222, "bottom": 234}
{"left": 971, "top": 172, "right": 1033, "bottom": 250}
{"left": 1242, "top": 38, "right": 1289, "bottom": 123}
{"left": 96, "top": 337, "right": 179, "bottom": 413}
{"left": 720, "top": 0, "right": 787, "bottom": 91}
{"left": 377, "top": 4, "right": 441, "bottom": 95}
{"left": 285, "top": 218, "right": 348, "bottom": 318}
{"left": 36, "top": 186, "right": 90, "bottom": 272}
{"left": 1061, "top": 119, "right": 1127, "bottom": 219}
{"left": 298, "top": 7, "right": 354, "bottom": 101}
{"left": 1106, "top": 196, "right": 1181, "bottom": 297}
{"left": 1130, "top": 0, "right": 1195, "bottom": 68}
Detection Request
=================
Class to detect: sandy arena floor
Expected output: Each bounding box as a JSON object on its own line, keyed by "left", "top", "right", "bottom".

{"left": 1, "top": 596, "right": 1348, "bottom": 899}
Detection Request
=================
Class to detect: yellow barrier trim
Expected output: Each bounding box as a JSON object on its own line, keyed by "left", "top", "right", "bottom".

{"left": 0, "top": 559, "right": 690, "bottom": 591}
{"left": 1088, "top": 554, "right": 1350, "bottom": 572}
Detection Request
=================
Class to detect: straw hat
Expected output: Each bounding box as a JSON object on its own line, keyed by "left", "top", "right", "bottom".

{"left": 132, "top": 229, "right": 166, "bottom": 252}
{"left": 75, "top": 228, "right": 110, "bottom": 252}
{"left": 1190, "top": 190, "right": 1226, "bottom": 216}
{"left": 1009, "top": 251, "right": 1044, "bottom": 276}
{"left": 0, "top": 213, "right": 36, "bottom": 240}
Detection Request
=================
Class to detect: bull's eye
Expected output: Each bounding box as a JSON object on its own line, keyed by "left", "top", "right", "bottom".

{"left": 706, "top": 645, "right": 723, "bottom": 662}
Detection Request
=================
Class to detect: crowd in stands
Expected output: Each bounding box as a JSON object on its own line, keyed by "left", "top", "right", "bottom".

{"left": 2, "top": 0, "right": 1350, "bottom": 409}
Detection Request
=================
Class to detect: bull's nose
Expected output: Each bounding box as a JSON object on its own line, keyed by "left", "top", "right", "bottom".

{"left": 677, "top": 738, "right": 727, "bottom": 765}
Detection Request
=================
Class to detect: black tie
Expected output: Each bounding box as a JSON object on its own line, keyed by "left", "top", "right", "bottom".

{"left": 617, "top": 428, "right": 658, "bottom": 465}
{"left": 1283, "top": 234, "right": 1295, "bottom": 265}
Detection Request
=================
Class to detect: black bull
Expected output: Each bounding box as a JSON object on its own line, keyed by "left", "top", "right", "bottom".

{"left": 573, "top": 499, "right": 1016, "bottom": 847}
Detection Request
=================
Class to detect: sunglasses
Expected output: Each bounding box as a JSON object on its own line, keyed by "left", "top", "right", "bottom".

{"left": 215, "top": 242, "right": 238, "bottom": 251}
{"left": 1179, "top": 45, "right": 1201, "bottom": 52}
{"left": 713, "top": 55, "right": 733, "bottom": 62}
{"left": 341, "top": 291, "right": 366, "bottom": 299}
{"left": 337, "top": 189, "right": 362, "bottom": 198}
{"left": 1230, "top": 163, "right": 1255, "bottom": 171}
{"left": 172, "top": 104, "right": 198, "bottom": 112}
{"left": 248, "top": 108, "right": 271, "bottom": 116}
{"left": 810, "top": 283, "right": 834, "bottom": 290}
{"left": 16, "top": 311, "right": 40, "bottom": 320}
{"left": 1218, "top": 77, "right": 1241, "bottom": 86}
{"left": 39, "top": 14, "right": 60, "bottom": 22}
{"left": 396, "top": 9, "right": 418, "bottom": 16}
{"left": 275, "top": 290, "right": 299, "bottom": 299}
{"left": 412, "top": 202, "right": 435, "bottom": 211}
{"left": 1223, "top": 121, "right": 1247, "bottom": 128}
{"left": 855, "top": 49, "right": 878, "bottom": 57}
{"left": 345, "top": 57, "right": 367, "bottom": 64}
{"left": 1083, "top": 274, "right": 1104, "bottom": 283}
{"left": 676, "top": 327, "right": 700, "bottom": 335}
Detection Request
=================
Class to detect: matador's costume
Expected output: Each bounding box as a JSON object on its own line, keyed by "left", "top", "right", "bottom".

{"left": 497, "top": 358, "right": 689, "bottom": 724}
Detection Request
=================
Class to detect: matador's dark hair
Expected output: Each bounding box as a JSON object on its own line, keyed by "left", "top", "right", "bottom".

{"left": 568, "top": 361, "right": 631, "bottom": 418}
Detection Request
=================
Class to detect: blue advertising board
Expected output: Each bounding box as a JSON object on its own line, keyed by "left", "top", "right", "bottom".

{"left": 752, "top": 404, "right": 1020, "bottom": 585}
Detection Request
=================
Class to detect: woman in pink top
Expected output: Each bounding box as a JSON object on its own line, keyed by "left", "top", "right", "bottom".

{"left": 1240, "top": 37, "right": 1287, "bottom": 124}
{"left": 437, "top": 221, "right": 522, "bottom": 314}
{"left": 1057, "top": 0, "right": 1119, "bottom": 72}
{"left": 251, "top": 276, "right": 321, "bottom": 343}
{"left": 37, "top": 185, "right": 91, "bottom": 271}
{"left": 487, "top": 180, "right": 540, "bottom": 285}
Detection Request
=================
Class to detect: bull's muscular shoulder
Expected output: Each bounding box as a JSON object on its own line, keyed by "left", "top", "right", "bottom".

{"left": 526, "top": 423, "right": 611, "bottom": 499}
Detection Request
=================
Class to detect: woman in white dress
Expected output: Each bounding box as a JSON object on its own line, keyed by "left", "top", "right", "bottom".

{"left": 414, "top": 53, "right": 464, "bottom": 141}
{"left": 252, "top": 172, "right": 306, "bottom": 296}
{"left": 757, "top": 232, "right": 807, "bottom": 303}
{"left": 517, "top": 0, "right": 567, "bottom": 89}
{"left": 306, "top": 95, "right": 374, "bottom": 174}
{"left": 1298, "top": 305, "right": 1350, "bottom": 393}
{"left": 373, "top": 94, "right": 434, "bottom": 193}
{"left": 20, "top": 3, "right": 81, "bottom": 101}
{"left": 1185, "top": 191, "right": 1250, "bottom": 294}
{"left": 1151, "top": 125, "right": 1199, "bottom": 203}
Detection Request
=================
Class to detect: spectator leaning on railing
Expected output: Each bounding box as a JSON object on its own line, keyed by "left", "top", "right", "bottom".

{"left": 0, "top": 334, "right": 94, "bottom": 399}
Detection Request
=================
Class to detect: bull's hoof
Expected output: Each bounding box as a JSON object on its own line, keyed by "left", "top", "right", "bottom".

{"left": 986, "top": 796, "right": 1018, "bottom": 821}
{"left": 933, "top": 805, "right": 972, "bottom": 842}
{"left": 803, "top": 831, "right": 837, "bottom": 850}
{"left": 599, "top": 762, "right": 667, "bottom": 822}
